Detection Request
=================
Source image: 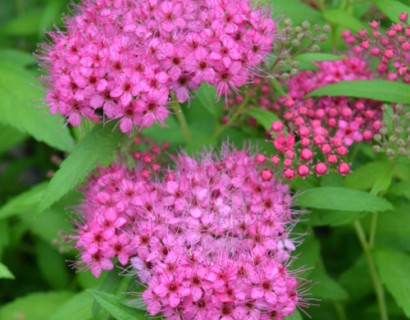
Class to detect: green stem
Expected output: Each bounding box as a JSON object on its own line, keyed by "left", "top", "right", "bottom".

{"left": 353, "top": 220, "right": 388, "bottom": 320}
{"left": 213, "top": 94, "right": 251, "bottom": 138}
{"left": 369, "top": 212, "right": 378, "bottom": 248}
{"left": 171, "top": 100, "right": 191, "bottom": 143}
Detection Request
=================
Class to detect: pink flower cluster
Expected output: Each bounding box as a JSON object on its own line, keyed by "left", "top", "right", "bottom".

{"left": 271, "top": 54, "right": 382, "bottom": 178}
{"left": 342, "top": 13, "right": 409, "bottom": 83}
{"left": 39, "top": 0, "right": 275, "bottom": 133}
{"left": 74, "top": 145, "right": 301, "bottom": 319}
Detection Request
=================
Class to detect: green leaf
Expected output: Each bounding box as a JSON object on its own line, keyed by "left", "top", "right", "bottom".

{"left": 389, "top": 181, "right": 410, "bottom": 200}
{"left": 309, "top": 209, "right": 367, "bottom": 227}
{"left": 89, "top": 290, "right": 146, "bottom": 320}
{"left": 295, "top": 53, "right": 343, "bottom": 63}
{"left": 39, "top": 124, "right": 122, "bottom": 212}
{"left": 339, "top": 255, "right": 373, "bottom": 300}
{"left": 295, "top": 187, "right": 393, "bottom": 212}
{"left": 0, "top": 49, "right": 36, "bottom": 66}
{"left": 372, "top": 0, "right": 410, "bottom": 24}
{"left": 0, "top": 262, "right": 14, "bottom": 279}
{"left": 244, "top": 108, "right": 279, "bottom": 131}
{"left": 35, "top": 239, "right": 70, "bottom": 290}
{"left": 323, "top": 9, "right": 366, "bottom": 32}
{"left": 39, "top": 0, "right": 67, "bottom": 35}
{"left": 272, "top": 0, "right": 325, "bottom": 25}
{"left": 0, "top": 182, "right": 48, "bottom": 219}
{"left": 344, "top": 161, "right": 391, "bottom": 191}
{"left": 0, "top": 62, "right": 74, "bottom": 152}
{"left": 192, "top": 83, "right": 223, "bottom": 120}
{"left": 374, "top": 249, "right": 410, "bottom": 318}
{"left": 0, "top": 124, "right": 27, "bottom": 154}
{"left": 310, "top": 269, "right": 349, "bottom": 301}
{"left": 307, "top": 80, "right": 410, "bottom": 104}
{"left": 0, "top": 10, "right": 43, "bottom": 36}
{"left": 50, "top": 291, "right": 93, "bottom": 320}
{"left": 291, "top": 235, "right": 321, "bottom": 274}
{"left": 0, "top": 292, "right": 74, "bottom": 320}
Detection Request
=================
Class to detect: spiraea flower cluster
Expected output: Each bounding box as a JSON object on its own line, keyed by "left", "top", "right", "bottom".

{"left": 342, "top": 12, "right": 409, "bottom": 83}
{"left": 38, "top": 0, "right": 275, "bottom": 133}
{"left": 74, "top": 145, "right": 302, "bottom": 320}
{"left": 270, "top": 53, "right": 383, "bottom": 178}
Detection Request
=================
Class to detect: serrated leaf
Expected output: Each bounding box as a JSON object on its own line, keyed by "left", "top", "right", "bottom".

{"left": 0, "top": 182, "right": 48, "bottom": 219}
{"left": 344, "top": 161, "right": 391, "bottom": 191}
{"left": 0, "top": 292, "right": 74, "bottom": 320}
{"left": 50, "top": 291, "right": 93, "bottom": 320}
{"left": 374, "top": 249, "right": 410, "bottom": 317}
{"left": 39, "top": 124, "right": 122, "bottom": 211}
{"left": 0, "top": 62, "right": 74, "bottom": 152}
{"left": 307, "top": 80, "right": 410, "bottom": 104}
{"left": 372, "top": 0, "right": 410, "bottom": 24}
{"left": 0, "top": 262, "right": 14, "bottom": 279}
{"left": 295, "top": 187, "right": 393, "bottom": 212}
{"left": 323, "top": 9, "right": 367, "bottom": 32}
{"left": 89, "top": 290, "right": 146, "bottom": 320}
{"left": 244, "top": 108, "right": 279, "bottom": 131}
{"left": 310, "top": 269, "right": 349, "bottom": 301}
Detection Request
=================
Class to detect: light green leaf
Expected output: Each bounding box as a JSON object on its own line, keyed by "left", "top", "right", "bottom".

{"left": 39, "top": 124, "right": 122, "bottom": 211}
{"left": 0, "top": 262, "right": 14, "bottom": 279}
{"left": 323, "top": 9, "right": 366, "bottom": 32}
{"left": 0, "top": 124, "right": 27, "bottom": 153}
{"left": 295, "top": 187, "right": 393, "bottom": 211}
{"left": 193, "top": 84, "right": 223, "bottom": 120}
{"left": 374, "top": 249, "right": 410, "bottom": 317}
{"left": 372, "top": 0, "right": 410, "bottom": 24}
{"left": 0, "top": 182, "right": 48, "bottom": 219}
{"left": 307, "top": 80, "right": 410, "bottom": 104}
{"left": 272, "top": 0, "right": 325, "bottom": 25}
{"left": 244, "top": 108, "right": 279, "bottom": 131}
{"left": 50, "top": 291, "right": 93, "bottom": 320}
{"left": 295, "top": 53, "right": 343, "bottom": 63}
{"left": 0, "top": 292, "right": 74, "bottom": 320}
{"left": 310, "top": 269, "right": 349, "bottom": 301}
{"left": 344, "top": 161, "right": 391, "bottom": 191}
{"left": 0, "top": 10, "right": 43, "bottom": 36}
{"left": 89, "top": 290, "right": 146, "bottom": 320}
{"left": 0, "top": 62, "right": 74, "bottom": 152}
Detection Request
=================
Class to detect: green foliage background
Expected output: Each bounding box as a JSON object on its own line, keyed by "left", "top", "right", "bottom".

{"left": 0, "top": 0, "right": 409, "bottom": 320}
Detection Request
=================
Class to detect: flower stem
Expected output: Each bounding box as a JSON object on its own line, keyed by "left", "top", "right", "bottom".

{"left": 353, "top": 220, "right": 388, "bottom": 320}
{"left": 172, "top": 100, "right": 191, "bottom": 143}
{"left": 213, "top": 94, "right": 251, "bottom": 138}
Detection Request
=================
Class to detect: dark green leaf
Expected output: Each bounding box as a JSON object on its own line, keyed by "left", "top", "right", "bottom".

{"left": 374, "top": 249, "right": 410, "bottom": 317}
{"left": 192, "top": 84, "right": 223, "bottom": 120}
{"left": 39, "top": 124, "right": 122, "bottom": 211}
{"left": 310, "top": 269, "right": 349, "bottom": 301}
{"left": 0, "top": 262, "right": 14, "bottom": 279}
{"left": 89, "top": 290, "right": 146, "bottom": 320}
{"left": 35, "top": 239, "right": 70, "bottom": 289}
{"left": 0, "top": 124, "right": 27, "bottom": 154}
{"left": 244, "top": 108, "right": 279, "bottom": 131}
{"left": 0, "top": 292, "right": 74, "bottom": 320}
{"left": 323, "top": 9, "right": 366, "bottom": 32}
{"left": 307, "top": 80, "right": 410, "bottom": 104}
{"left": 50, "top": 291, "right": 93, "bottom": 320}
{"left": 309, "top": 209, "right": 367, "bottom": 227}
{"left": 339, "top": 255, "right": 373, "bottom": 300}
{"left": 291, "top": 235, "right": 320, "bottom": 274}
{"left": 0, "top": 62, "right": 74, "bottom": 152}
{"left": 295, "top": 187, "right": 393, "bottom": 211}
{"left": 372, "top": 0, "right": 410, "bottom": 24}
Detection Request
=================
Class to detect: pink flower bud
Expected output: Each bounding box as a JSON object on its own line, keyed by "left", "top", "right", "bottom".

{"left": 338, "top": 162, "right": 350, "bottom": 175}
{"left": 261, "top": 169, "right": 273, "bottom": 181}
{"left": 314, "top": 163, "right": 328, "bottom": 175}
{"left": 284, "top": 168, "right": 295, "bottom": 179}
{"left": 271, "top": 121, "right": 284, "bottom": 132}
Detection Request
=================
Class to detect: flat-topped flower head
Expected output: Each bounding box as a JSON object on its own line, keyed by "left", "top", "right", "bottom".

{"left": 38, "top": 0, "right": 275, "bottom": 133}
{"left": 72, "top": 143, "right": 305, "bottom": 319}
